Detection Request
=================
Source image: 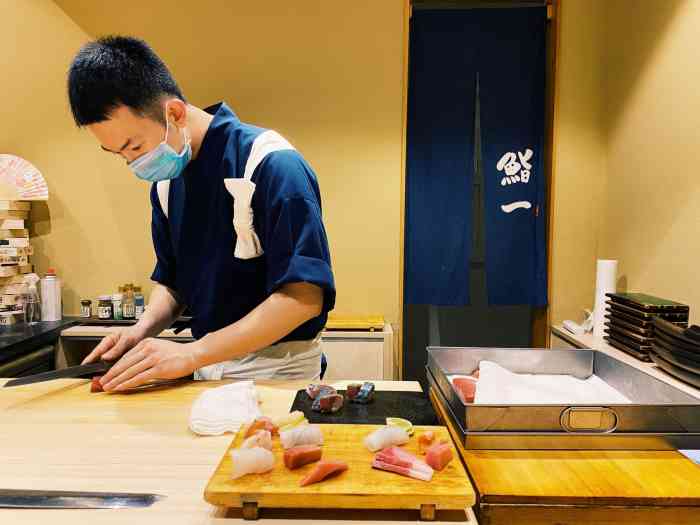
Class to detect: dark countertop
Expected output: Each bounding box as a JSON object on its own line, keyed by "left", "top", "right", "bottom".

{"left": 0, "top": 317, "right": 81, "bottom": 364}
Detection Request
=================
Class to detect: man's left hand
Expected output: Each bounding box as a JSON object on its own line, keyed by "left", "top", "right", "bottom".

{"left": 100, "top": 338, "right": 204, "bottom": 392}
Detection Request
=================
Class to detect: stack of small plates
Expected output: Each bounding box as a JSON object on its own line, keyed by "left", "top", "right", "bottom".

{"left": 604, "top": 293, "right": 689, "bottom": 362}
{"left": 650, "top": 318, "right": 700, "bottom": 389}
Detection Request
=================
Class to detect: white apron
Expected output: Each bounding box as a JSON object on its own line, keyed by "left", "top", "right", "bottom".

{"left": 194, "top": 332, "right": 322, "bottom": 381}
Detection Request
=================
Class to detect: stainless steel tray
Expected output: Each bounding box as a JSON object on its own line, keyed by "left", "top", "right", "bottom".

{"left": 427, "top": 347, "right": 700, "bottom": 450}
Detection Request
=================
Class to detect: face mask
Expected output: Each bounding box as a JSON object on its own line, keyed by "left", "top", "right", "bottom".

{"left": 128, "top": 107, "right": 192, "bottom": 182}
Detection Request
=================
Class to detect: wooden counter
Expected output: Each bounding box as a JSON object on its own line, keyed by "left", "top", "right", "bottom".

{"left": 0, "top": 378, "right": 475, "bottom": 524}
{"left": 430, "top": 389, "right": 700, "bottom": 525}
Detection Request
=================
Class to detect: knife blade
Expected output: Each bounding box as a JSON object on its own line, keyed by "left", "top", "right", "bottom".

{"left": 0, "top": 488, "right": 163, "bottom": 509}
{"left": 3, "top": 360, "right": 114, "bottom": 388}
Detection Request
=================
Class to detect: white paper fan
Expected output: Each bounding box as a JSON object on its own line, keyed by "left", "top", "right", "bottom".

{"left": 0, "top": 154, "right": 49, "bottom": 201}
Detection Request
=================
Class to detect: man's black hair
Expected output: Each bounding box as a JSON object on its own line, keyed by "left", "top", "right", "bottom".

{"left": 68, "top": 35, "right": 185, "bottom": 126}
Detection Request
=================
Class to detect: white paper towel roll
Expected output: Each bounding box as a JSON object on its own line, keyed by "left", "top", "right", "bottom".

{"left": 593, "top": 259, "right": 618, "bottom": 338}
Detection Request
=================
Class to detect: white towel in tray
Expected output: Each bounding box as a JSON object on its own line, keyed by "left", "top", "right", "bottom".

{"left": 474, "top": 361, "right": 631, "bottom": 404}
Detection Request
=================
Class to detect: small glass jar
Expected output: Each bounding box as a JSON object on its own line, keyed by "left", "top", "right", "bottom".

{"left": 134, "top": 286, "right": 145, "bottom": 319}
{"left": 97, "top": 295, "right": 113, "bottom": 319}
{"left": 80, "top": 299, "right": 92, "bottom": 318}
{"left": 112, "top": 293, "right": 123, "bottom": 320}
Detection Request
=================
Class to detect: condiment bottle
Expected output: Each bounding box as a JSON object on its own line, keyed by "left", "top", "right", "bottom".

{"left": 122, "top": 284, "right": 135, "bottom": 320}
{"left": 134, "top": 286, "right": 145, "bottom": 319}
{"left": 112, "top": 290, "right": 123, "bottom": 320}
{"left": 97, "top": 295, "right": 113, "bottom": 319}
{"left": 40, "top": 268, "right": 62, "bottom": 322}
{"left": 80, "top": 299, "right": 92, "bottom": 318}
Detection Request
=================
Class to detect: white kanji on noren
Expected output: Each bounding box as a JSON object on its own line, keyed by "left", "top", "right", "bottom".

{"left": 497, "top": 148, "right": 533, "bottom": 185}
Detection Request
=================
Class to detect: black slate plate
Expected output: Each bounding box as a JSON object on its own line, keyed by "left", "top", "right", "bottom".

{"left": 654, "top": 336, "right": 700, "bottom": 365}
{"left": 290, "top": 389, "right": 439, "bottom": 426}
{"left": 649, "top": 351, "right": 700, "bottom": 389}
{"left": 605, "top": 314, "right": 654, "bottom": 336}
{"left": 652, "top": 343, "right": 700, "bottom": 375}
{"left": 607, "top": 302, "right": 688, "bottom": 321}
{"left": 654, "top": 318, "right": 700, "bottom": 351}
{"left": 605, "top": 336, "right": 651, "bottom": 362}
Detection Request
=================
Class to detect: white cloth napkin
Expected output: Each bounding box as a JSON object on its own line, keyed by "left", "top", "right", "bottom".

{"left": 474, "top": 360, "right": 631, "bottom": 404}
{"left": 189, "top": 380, "right": 261, "bottom": 436}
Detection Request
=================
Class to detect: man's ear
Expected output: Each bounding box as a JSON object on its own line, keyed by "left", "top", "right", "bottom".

{"left": 165, "top": 98, "right": 188, "bottom": 127}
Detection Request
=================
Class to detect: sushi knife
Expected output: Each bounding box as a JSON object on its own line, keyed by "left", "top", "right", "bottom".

{"left": 0, "top": 488, "right": 163, "bottom": 509}
{"left": 3, "top": 360, "right": 114, "bottom": 388}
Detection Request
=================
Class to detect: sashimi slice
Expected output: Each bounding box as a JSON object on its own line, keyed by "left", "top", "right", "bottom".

{"left": 418, "top": 431, "right": 435, "bottom": 455}
{"left": 283, "top": 445, "right": 322, "bottom": 470}
{"left": 374, "top": 446, "right": 434, "bottom": 480}
{"left": 306, "top": 384, "right": 336, "bottom": 400}
{"left": 272, "top": 411, "right": 306, "bottom": 429}
{"left": 312, "top": 393, "right": 344, "bottom": 413}
{"left": 453, "top": 376, "right": 477, "bottom": 404}
{"left": 299, "top": 460, "right": 348, "bottom": 486}
{"left": 244, "top": 416, "right": 278, "bottom": 438}
{"left": 372, "top": 459, "right": 433, "bottom": 482}
{"left": 425, "top": 442, "right": 453, "bottom": 471}
{"left": 90, "top": 376, "right": 104, "bottom": 393}
{"left": 364, "top": 425, "right": 409, "bottom": 452}
{"left": 240, "top": 429, "right": 273, "bottom": 451}
{"left": 280, "top": 424, "right": 323, "bottom": 449}
{"left": 230, "top": 447, "right": 274, "bottom": 480}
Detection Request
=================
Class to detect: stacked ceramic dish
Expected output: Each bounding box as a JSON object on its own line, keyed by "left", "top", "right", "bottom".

{"left": 604, "top": 292, "right": 689, "bottom": 362}
{"left": 650, "top": 318, "right": 700, "bottom": 389}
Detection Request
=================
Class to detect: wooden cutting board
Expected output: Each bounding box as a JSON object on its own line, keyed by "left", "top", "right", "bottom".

{"left": 204, "top": 424, "right": 475, "bottom": 520}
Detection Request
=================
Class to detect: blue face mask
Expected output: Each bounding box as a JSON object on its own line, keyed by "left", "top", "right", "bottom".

{"left": 128, "top": 111, "right": 192, "bottom": 182}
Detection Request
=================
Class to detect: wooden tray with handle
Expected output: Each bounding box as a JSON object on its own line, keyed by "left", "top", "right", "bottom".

{"left": 204, "top": 423, "right": 475, "bottom": 520}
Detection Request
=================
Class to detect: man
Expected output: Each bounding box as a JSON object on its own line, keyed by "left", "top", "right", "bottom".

{"left": 69, "top": 36, "right": 335, "bottom": 391}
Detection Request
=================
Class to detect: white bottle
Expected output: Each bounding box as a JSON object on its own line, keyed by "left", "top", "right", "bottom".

{"left": 40, "top": 268, "right": 62, "bottom": 322}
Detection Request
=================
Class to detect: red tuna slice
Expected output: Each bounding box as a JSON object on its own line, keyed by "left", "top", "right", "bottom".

{"left": 313, "top": 393, "right": 344, "bottom": 413}
{"left": 306, "top": 384, "right": 336, "bottom": 400}
{"left": 425, "top": 442, "right": 453, "bottom": 471}
{"left": 299, "top": 460, "right": 348, "bottom": 487}
{"left": 453, "top": 377, "right": 477, "bottom": 404}
{"left": 284, "top": 445, "right": 323, "bottom": 470}
{"left": 90, "top": 376, "right": 104, "bottom": 393}
{"left": 245, "top": 416, "right": 278, "bottom": 438}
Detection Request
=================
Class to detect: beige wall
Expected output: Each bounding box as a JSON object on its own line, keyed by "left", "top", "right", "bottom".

{"left": 548, "top": 0, "right": 607, "bottom": 325}
{"left": 8, "top": 0, "right": 406, "bottom": 322}
{"left": 1, "top": 0, "right": 154, "bottom": 314}
{"left": 602, "top": 0, "right": 697, "bottom": 322}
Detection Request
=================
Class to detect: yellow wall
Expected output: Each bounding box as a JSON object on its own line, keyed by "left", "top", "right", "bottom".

{"left": 548, "top": 0, "right": 607, "bottom": 325}
{"left": 9, "top": 0, "right": 406, "bottom": 323}
{"left": 10, "top": 0, "right": 692, "bottom": 334}
{"left": 0, "top": 0, "right": 154, "bottom": 313}
{"left": 602, "top": 0, "right": 697, "bottom": 322}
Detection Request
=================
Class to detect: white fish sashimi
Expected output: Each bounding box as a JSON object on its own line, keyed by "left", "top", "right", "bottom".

{"left": 364, "top": 425, "right": 410, "bottom": 452}
{"left": 279, "top": 424, "right": 323, "bottom": 450}
{"left": 240, "top": 429, "right": 273, "bottom": 451}
{"left": 230, "top": 446, "right": 274, "bottom": 480}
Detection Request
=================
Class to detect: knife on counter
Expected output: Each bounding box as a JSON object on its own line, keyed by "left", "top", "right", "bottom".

{"left": 3, "top": 360, "right": 114, "bottom": 388}
{"left": 0, "top": 488, "right": 163, "bottom": 509}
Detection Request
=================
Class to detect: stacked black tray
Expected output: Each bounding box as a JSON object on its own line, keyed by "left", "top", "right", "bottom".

{"left": 604, "top": 292, "right": 689, "bottom": 362}
{"left": 650, "top": 317, "right": 700, "bottom": 388}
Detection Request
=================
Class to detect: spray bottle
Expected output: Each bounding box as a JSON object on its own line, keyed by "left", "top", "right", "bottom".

{"left": 23, "top": 274, "right": 41, "bottom": 325}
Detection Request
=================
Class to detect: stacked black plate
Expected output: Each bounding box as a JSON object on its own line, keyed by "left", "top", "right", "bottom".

{"left": 650, "top": 317, "right": 700, "bottom": 388}
{"left": 604, "top": 292, "right": 689, "bottom": 362}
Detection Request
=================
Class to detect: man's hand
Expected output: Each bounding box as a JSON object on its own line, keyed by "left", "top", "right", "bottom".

{"left": 81, "top": 326, "right": 146, "bottom": 365}
{"left": 100, "top": 338, "right": 205, "bottom": 392}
